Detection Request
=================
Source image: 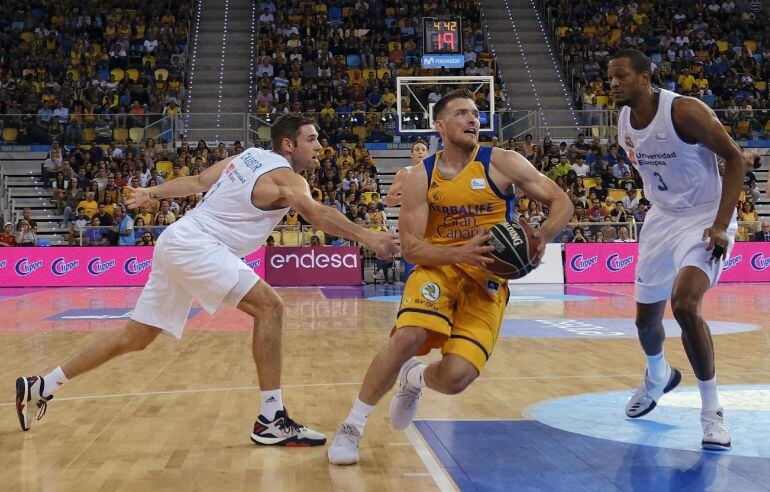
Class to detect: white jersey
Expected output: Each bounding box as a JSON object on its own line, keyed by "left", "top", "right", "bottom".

{"left": 183, "top": 147, "right": 291, "bottom": 257}
{"left": 618, "top": 88, "right": 721, "bottom": 211}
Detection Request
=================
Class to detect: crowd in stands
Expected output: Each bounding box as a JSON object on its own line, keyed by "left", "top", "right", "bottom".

{"left": 255, "top": 0, "right": 505, "bottom": 144}
{"left": 545, "top": 0, "right": 770, "bottom": 138}
{"left": 0, "top": 0, "right": 189, "bottom": 145}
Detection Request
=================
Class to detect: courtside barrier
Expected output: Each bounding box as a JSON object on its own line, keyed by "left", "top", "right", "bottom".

{"left": 566, "top": 243, "right": 770, "bottom": 283}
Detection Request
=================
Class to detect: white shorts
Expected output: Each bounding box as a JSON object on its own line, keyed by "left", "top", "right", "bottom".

{"left": 635, "top": 202, "right": 738, "bottom": 304}
{"left": 130, "top": 218, "right": 260, "bottom": 338}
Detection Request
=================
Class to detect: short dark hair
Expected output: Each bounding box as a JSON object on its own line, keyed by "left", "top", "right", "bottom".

{"left": 432, "top": 89, "right": 475, "bottom": 120}
{"left": 412, "top": 140, "right": 427, "bottom": 150}
{"left": 271, "top": 114, "right": 318, "bottom": 151}
{"left": 610, "top": 49, "right": 652, "bottom": 75}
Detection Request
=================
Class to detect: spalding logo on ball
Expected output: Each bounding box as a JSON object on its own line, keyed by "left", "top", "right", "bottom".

{"left": 485, "top": 220, "right": 540, "bottom": 280}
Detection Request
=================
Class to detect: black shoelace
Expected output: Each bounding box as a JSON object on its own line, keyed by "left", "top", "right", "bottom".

{"left": 36, "top": 399, "right": 48, "bottom": 421}
{"left": 276, "top": 415, "right": 303, "bottom": 435}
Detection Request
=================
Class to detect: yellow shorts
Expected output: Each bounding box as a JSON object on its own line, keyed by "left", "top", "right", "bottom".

{"left": 393, "top": 265, "right": 509, "bottom": 372}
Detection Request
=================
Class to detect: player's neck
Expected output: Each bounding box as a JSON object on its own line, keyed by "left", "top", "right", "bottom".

{"left": 439, "top": 143, "right": 477, "bottom": 171}
{"left": 629, "top": 88, "right": 659, "bottom": 129}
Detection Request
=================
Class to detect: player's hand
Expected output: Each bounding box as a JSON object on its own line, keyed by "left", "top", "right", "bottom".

{"left": 365, "top": 231, "right": 399, "bottom": 260}
{"left": 125, "top": 186, "right": 152, "bottom": 209}
{"left": 530, "top": 229, "right": 546, "bottom": 267}
{"left": 703, "top": 224, "right": 729, "bottom": 260}
{"left": 458, "top": 233, "right": 496, "bottom": 268}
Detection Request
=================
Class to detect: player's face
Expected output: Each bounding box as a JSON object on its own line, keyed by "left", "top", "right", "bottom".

{"left": 410, "top": 143, "right": 428, "bottom": 164}
{"left": 608, "top": 58, "right": 648, "bottom": 106}
{"left": 291, "top": 124, "right": 323, "bottom": 171}
{"left": 436, "top": 98, "right": 480, "bottom": 150}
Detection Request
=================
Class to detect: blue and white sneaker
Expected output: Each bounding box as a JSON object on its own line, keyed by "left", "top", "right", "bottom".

{"left": 625, "top": 365, "right": 681, "bottom": 418}
{"left": 250, "top": 408, "right": 326, "bottom": 447}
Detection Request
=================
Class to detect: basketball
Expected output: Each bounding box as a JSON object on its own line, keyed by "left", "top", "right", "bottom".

{"left": 485, "top": 220, "right": 540, "bottom": 280}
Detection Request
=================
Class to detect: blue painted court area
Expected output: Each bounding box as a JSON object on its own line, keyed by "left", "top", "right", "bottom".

{"left": 499, "top": 318, "right": 757, "bottom": 339}
{"left": 415, "top": 418, "right": 770, "bottom": 492}
{"left": 46, "top": 308, "right": 203, "bottom": 321}
{"left": 528, "top": 385, "right": 770, "bottom": 459}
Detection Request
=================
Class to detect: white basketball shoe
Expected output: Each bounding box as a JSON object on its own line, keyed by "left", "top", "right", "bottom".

{"left": 625, "top": 365, "right": 682, "bottom": 418}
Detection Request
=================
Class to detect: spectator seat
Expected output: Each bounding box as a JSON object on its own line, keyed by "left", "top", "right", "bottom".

{"left": 129, "top": 127, "right": 144, "bottom": 142}
{"left": 81, "top": 127, "right": 96, "bottom": 143}
{"left": 145, "top": 126, "right": 161, "bottom": 140}
{"left": 269, "top": 230, "right": 282, "bottom": 245}
{"left": 329, "top": 6, "right": 342, "bottom": 23}
{"left": 346, "top": 55, "right": 361, "bottom": 68}
{"left": 353, "top": 126, "right": 368, "bottom": 140}
{"left": 156, "top": 161, "right": 174, "bottom": 175}
{"left": 113, "top": 127, "right": 129, "bottom": 142}
{"left": 257, "top": 126, "right": 272, "bottom": 142}
{"left": 2, "top": 127, "right": 18, "bottom": 144}
{"left": 609, "top": 189, "right": 627, "bottom": 202}
{"left": 281, "top": 229, "right": 302, "bottom": 246}
{"left": 110, "top": 68, "right": 125, "bottom": 81}
{"left": 126, "top": 68, "right": 140, "bottom": 81}
{"left": 583, "top": 177, "right": 596, "bottom": 191}
{"left": 155, "top": 68, "right": 169, "bottom": 81}
{"left": 303, "top": 229, "right": 325, "bottom": 245}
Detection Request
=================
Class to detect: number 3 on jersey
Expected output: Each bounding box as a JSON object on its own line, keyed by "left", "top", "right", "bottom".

{"left": 652, "top": 172, "right": 668, "bottom": 191}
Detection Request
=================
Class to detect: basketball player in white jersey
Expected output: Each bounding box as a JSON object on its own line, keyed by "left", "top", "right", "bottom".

{"left": 384, "top": 141, "right": 428, "bottom": 207}
{"left": 609, "top": 49, "right": 751, "bottom": 450}
{"left": 16, "top": 115, "right": 398, "bottom": 447}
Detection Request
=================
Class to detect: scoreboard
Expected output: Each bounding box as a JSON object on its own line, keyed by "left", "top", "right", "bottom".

{"left": 423, "top": 17, "right": 462, "bottom": 55}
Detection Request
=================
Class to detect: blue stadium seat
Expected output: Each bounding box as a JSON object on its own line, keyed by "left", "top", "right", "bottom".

{"left": 346, "top": 54, "right": 361, "bottom": 67}
{"left": 702, "top": 94, "right": 717, "bottom": 107}
{"left": 329, "top": 6, "right": 342, "bottom": 22}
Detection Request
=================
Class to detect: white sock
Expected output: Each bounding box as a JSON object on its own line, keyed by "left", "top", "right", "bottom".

{"left": 42, "top": 367, "right": 68, "bottom": 398}
{"left": 260, "top": 389, "right": 283, "bottom": 421}
{"left": 406, "top": 363, "right": 426, "bottom": 389}
{"left": 697, "top": 376, "right": 721, "bottom": 412}
{"left": 345, "top": 397, "right": 375, "bottom": 434}
{"left": 646, "top": 350, "right": 668, "bottom": 384}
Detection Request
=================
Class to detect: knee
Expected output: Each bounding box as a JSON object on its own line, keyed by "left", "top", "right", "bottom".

{"left": 671, "top": 294, "right": 700, "bottom": 322}
{"left": 390, "top": 327, "right": 427, "bottom": 354}
{"left": 239, "top": 285, "right": 284, "bottom": 318}
{"left": 437, "top": 368, "right": 477, "bottom": 395}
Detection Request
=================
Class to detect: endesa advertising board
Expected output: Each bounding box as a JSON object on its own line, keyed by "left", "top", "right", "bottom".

{"left": 566, "top": 243, "right": 770, "bottom": 283}
{"left": 265, "top": 246, "right": 362, "bottom": 286}
{"left": 0, "top": 246, "right": 361, "bottom": 287}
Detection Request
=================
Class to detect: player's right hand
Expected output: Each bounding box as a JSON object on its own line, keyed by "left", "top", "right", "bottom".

{"left": 366, "top": 231, "right": 400, "bottom": 260}
{"left": 124, "top": 186, "right": 152, "bottom": 209}
{"left": 457, "top": 233, "right": 496, "bottom": 267}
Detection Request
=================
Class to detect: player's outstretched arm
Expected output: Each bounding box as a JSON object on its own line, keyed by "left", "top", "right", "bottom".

{"left": 398, "top": 164, "right": 494, "bottom": 267}
{"left": 276, "top": 171, "right": 398, "bottom": 260}
{"left": 672, "top": 98, "right": 753, "bottom": 253}
{"left": 491, "top": 147, "right": 574, "bottom": 245}
{"left": 125, "top": 154, "right": 238, "bottom": 209}
{"left": 385, "top": 167, "right": 409, "bottom": 207}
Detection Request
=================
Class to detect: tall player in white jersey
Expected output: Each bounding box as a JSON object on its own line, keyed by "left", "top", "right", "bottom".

{"left": 610, "top": 49, "right": 751, "bottom": 450}
{"left": 384, "top": 141, "right": 428, "bottom": 207}
{"left": 15, "top": 115, "right": 398, "bottom": 447}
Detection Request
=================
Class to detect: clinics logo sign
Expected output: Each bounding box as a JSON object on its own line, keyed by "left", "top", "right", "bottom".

{"left": 751, "top": 253, "right": 770, "bottom": 272}
{"left": 606, "top": 253, "right": 634, "bottom": 272}
{"left": 15, "top": 258, "right": 44, "bottom": 276}
{"left": 88, "top": 258, "right": 117, "bottom": 276}
{"left": 124, "top": 257, "right": 152, "bottom": 275}
{"left": 51, "top": 257, "right": 80, "bottom": 276}
{"left": 570, "top": 254, "right": 599, "bottom": 272}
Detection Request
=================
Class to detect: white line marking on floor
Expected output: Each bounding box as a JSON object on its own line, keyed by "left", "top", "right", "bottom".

{"left": 404, "top": 425, "right": 456, "bottom": 492}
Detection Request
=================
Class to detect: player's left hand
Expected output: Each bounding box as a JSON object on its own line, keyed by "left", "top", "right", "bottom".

{"left": 703, "top": 225, "right": 729, "bottom": 260}
{"left": 125, "top": 186, "right": 152, "bottom": 209}
{"left": 530, "top": 229, "right": 546, "bottom": 267}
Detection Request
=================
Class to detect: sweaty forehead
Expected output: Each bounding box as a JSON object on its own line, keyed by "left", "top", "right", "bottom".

{"left": 298, "top": 125, "right": 318, "bottom": 139}
{"left": 446, "top": 98, "right": 478, "bottom": 113}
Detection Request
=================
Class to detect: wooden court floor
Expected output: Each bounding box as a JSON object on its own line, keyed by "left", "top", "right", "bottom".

{"left": 1, "top": 283, "right": 769, "bottom": 491}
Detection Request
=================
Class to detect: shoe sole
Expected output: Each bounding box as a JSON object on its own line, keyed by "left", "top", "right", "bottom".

{"left": 328, "top": 455, "right": 359, "bottom": 466}
{"left": 626, "top": 368, "right": 682, "bottom": 419}
{"left": 15, "top": 377, "right": 30, "bottom": 431}
{"left": 702, "top": 441, "right": 731, "bottom": 451}
{"left": 250, "top": 434, "right": 327, "bottom": 447}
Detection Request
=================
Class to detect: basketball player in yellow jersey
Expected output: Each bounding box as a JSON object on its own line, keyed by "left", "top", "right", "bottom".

{"left": 385, "top": 140, "right": 428, "bottom": 206}
{"left": 328, "top": 90, "right": 574, "bottom": 465}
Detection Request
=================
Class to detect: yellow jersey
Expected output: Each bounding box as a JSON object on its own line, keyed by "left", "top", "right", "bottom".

{"left": 422, "top": 145, "right": 515, "bottom": 282}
